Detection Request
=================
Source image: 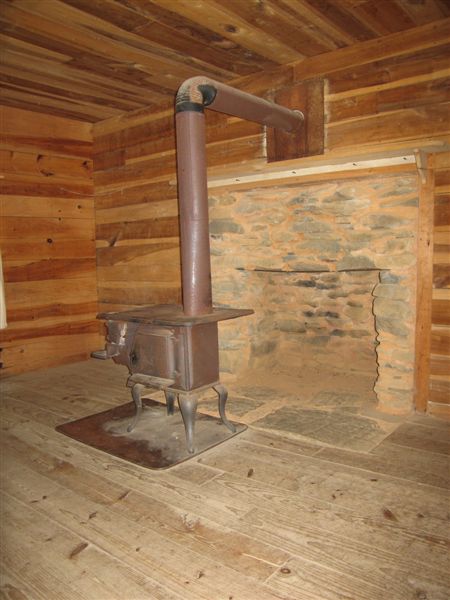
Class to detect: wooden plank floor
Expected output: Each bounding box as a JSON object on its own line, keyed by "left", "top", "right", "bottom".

{"left": 1, "top": 360, "right": 449, "bottom": 600}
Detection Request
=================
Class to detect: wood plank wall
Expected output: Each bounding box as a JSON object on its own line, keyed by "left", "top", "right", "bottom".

{"left": 0, "top": 106, "right": 102, "bottom": 376}
{"left": 93, "top": 22, "right": 450, "bottom": 314}
{"left": 429, "top": 151, "right": 450, "bottom": 417}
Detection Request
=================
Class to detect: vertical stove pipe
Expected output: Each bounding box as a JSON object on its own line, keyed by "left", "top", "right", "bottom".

{"left": 175, "top": 77, "right": 304, "bottom": 317}
{"left": 176, "top": 109, "right": 211, "bottom": 316}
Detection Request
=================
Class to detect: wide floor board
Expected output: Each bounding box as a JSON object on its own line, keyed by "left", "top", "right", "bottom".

{"left": 1, "top": 360, "right": 449, "bottom": 600}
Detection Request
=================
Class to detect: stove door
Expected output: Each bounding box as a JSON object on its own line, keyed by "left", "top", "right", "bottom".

{"left": 130, "top": 326, "right": 176, "bottom": 381}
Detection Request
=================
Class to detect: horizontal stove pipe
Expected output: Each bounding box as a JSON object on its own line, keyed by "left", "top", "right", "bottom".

{"left": 175, "top": 77, "right": 304, "bottom": 316}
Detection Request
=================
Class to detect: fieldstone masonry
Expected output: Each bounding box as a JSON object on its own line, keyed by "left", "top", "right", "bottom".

{"left": 209, "top": 174, "right": 419, "bottom": 414}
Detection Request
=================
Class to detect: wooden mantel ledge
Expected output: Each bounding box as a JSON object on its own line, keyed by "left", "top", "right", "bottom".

{"left": 207, "top": 156, "right": 416, "bottom": 190}
{"left": 205, "top": 140, "right": 449, "bottom": 191}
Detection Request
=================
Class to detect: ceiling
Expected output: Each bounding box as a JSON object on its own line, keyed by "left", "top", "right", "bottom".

{"left": 1, "top": 0, "right": 449, "bottom": 122}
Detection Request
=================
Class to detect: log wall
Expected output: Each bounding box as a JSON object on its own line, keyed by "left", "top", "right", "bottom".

{"left": 429, "top": 151, "right": 450, "bottom": 417}
{"left": 0, "top": 106, "right": 102, "bottom": 376}
{"left": 93, "top": 22, "right": 450, "bottom": 313}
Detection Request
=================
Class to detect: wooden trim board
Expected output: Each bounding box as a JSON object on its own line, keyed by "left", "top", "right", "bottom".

{"left": 414, "top": 154, "right": 435, "bottom": 412}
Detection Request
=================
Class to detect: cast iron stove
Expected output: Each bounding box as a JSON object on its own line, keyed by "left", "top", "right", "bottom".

{"left": 95, "top": 304, "right": 252, "bottom": 453}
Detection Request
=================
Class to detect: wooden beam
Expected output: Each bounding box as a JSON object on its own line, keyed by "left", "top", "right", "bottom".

{"left": 415, "top": 149, "right": 428, "bottom": 184}
{"left": 204, "top": 139, "right": 450, "bottom": 191}
{"left": 207, "top": 155, "right": 416, "bottom": 190}
{"left": 293, "top": 17, "right": 450, "bottom": 81}
{"left": 414, "top": 154, "right": 435, "bottom": 413}
{"left": 266, "top": 79, "right": 324, "bottom": 162}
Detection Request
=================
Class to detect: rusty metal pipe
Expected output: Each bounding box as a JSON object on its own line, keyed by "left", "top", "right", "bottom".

{"left": 175, "top": 77, "right": 303, "bottom": 316}
{"left": 176, "top": 110, "right": 212, "bottom": 316}
{"left": 177, "top": 76, "right": 304, "bottom": 131}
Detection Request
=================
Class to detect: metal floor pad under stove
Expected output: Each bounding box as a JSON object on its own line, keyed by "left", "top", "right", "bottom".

{"left": 56, "top": 398, "right": 247, "bottom": 469}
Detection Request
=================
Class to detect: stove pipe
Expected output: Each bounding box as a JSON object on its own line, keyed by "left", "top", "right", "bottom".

{"left": 175, "top": 77, "right": 304, "bottom": 317}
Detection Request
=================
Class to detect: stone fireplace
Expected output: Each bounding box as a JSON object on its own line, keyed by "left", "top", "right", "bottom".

{"left": 209, "top": 172, "right": 419, "bottom": 414}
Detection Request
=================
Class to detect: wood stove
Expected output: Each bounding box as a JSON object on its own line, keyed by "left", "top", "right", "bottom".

{"left": 95, "top": 305, "right": 252, "bottom": 452}
{"left": 95, "top": 77, "right": 303, "bottom": 454}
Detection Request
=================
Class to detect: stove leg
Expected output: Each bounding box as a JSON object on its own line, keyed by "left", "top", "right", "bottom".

{"left": 213, "top": 383, "right": 236, "bottom": 433}
{"left": 178, "top": 393, "right": 198, "bottom": 454}
{"left": 165, "top": 390, "right": 176, "bottom": 416}
{"left": 127, "top": 383, "right": 145, "bottom": 432}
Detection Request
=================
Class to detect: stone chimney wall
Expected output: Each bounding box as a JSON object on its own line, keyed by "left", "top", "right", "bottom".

{"left": 210, "top": 173, "right": 418, "bottom": 414}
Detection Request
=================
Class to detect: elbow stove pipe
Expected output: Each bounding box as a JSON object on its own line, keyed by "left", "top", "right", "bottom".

{"left": 175, "top": 77, "right": 304, "bottom": 316}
